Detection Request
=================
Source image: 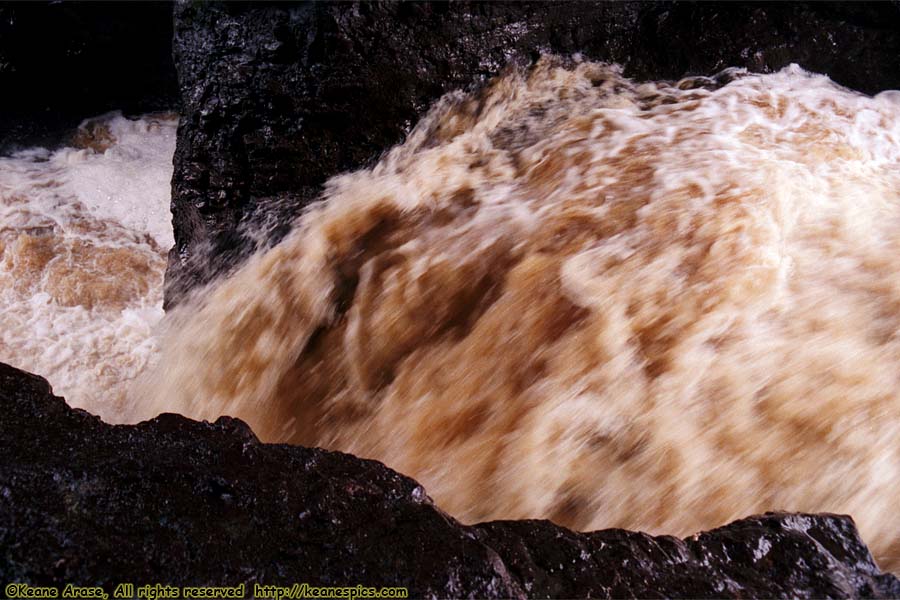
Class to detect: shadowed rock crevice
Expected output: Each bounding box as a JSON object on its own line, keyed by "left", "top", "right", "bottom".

{"left": 1, "top": 362, "right": 897, "bottom": 597}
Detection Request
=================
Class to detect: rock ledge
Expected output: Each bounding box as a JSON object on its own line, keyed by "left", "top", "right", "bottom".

{"left": 1, "top": 362, "right": 897, "bottom": 598}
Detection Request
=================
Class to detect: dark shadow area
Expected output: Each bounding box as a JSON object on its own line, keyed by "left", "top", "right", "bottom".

{"left": 0, "top": 1, "right": 178, "bottom": 153}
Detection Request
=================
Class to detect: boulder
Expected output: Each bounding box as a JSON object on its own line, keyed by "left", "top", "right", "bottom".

{"left": 166, "top": 0, "right": 900, "bottom": 305}
{"left": 1, "top": 361, "right": 897, "bottom": 597}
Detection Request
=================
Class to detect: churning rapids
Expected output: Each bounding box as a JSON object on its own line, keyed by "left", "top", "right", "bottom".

{"left": 0, "top": 113, "right": 176, "bottom": 414}
{"left": 3, "top": 58, "right": 900, "bottom": 569}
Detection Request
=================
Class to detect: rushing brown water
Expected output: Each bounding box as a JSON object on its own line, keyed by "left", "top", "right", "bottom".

{"left": 4, "top": 58, "right": 897, "bottom": 568}
{"left": 0, "top": 113, "right": 176, "bottom": 412}
{"left": 129, "top": 58, "right": 900, "bottom": 568}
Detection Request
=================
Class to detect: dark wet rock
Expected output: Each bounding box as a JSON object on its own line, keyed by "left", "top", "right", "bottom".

{"left": 0, "top": 1, "right": 177, "bottom": 153}
{"left": 1, "top": 361, "right": 897, "bottom": 597}
{"left": 166, "top": 0, "right": 900, "bottom": 306}
{"left": 629, "top": 1, "right": 900, "bottom": 93}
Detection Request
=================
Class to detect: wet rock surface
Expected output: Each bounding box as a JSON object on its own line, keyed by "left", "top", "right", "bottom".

{"left": 0, "top": 1, "right": 178, "bottom": 153}
{"left": 167, "top": 0, "right": 900, "bottom": 305}
{"left": 1, "top": 361, "right": 897, "bottom": 598}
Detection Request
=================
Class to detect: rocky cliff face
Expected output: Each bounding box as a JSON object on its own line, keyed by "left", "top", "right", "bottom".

{"left": 166, "top": 0, "right": 900, "bottom": 305}
{"left": 1, "top": 361, "right": 897, "bottom": 598}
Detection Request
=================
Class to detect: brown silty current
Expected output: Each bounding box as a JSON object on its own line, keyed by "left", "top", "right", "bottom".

{"left": 131, "top": 58, "right": 900, "bottom": 569}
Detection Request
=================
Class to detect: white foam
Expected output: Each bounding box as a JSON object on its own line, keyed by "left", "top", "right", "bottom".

{"left": 61, "top": 115, "right": 177, "bottom": 248}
